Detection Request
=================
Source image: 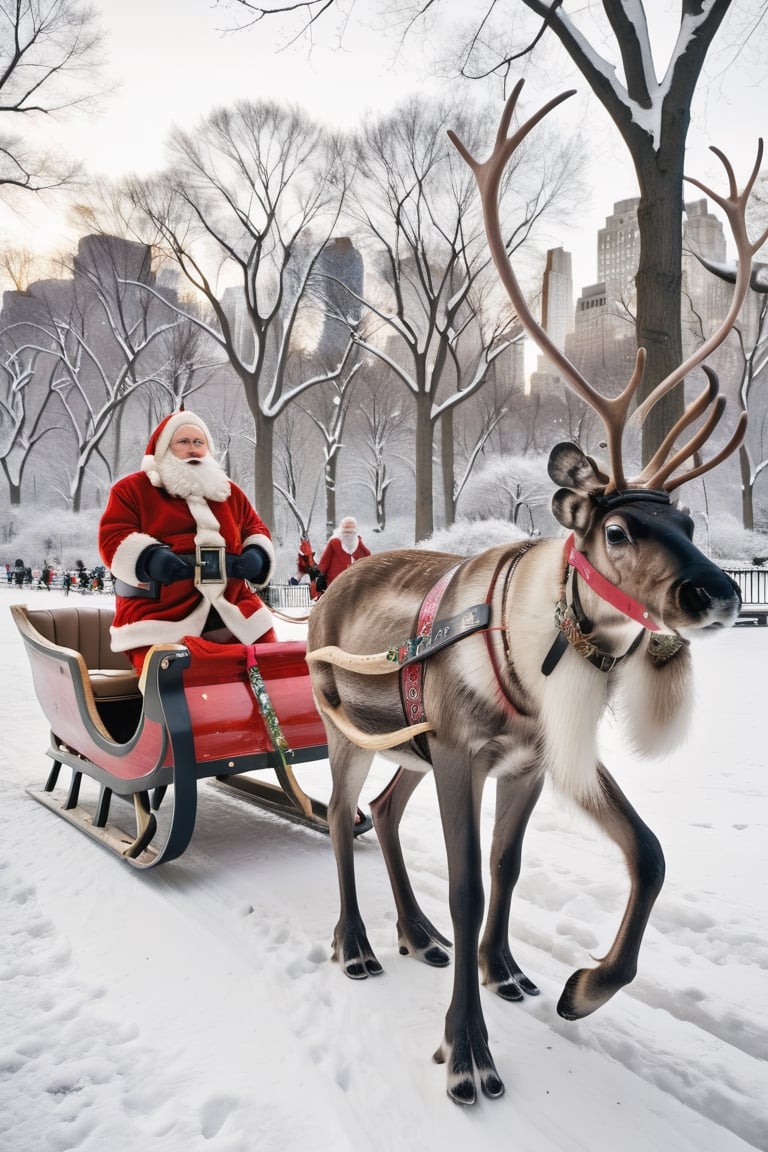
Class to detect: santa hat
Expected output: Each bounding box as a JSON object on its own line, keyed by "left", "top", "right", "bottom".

{"left": 142, "top": 411, "right": 216, "bottom": 488}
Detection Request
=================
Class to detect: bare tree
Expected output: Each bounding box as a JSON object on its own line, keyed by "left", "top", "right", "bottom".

{"left": 449, "top": 388, "right": 512, "bottom": 520}
{"left": 0, "top": 246, "right": 37, "bottom": 288}
{"left": 229, "top": 2, "right": 758, "bottom": 469}
{"left": 1, "top": 237, "right": 183, "bottom": 509}
{"left": 273, "top": 403, "right": 323, "bottom": 541}
{"left": 342, "top": 96, "right": 579, "bottom": 540}
{"left": 458, "top": 451, "right": 551, "bottom": 531}
{"left": 126, "top": 100, "right": 356, "bottom": 528}
{"left": 0, "top": 0, "right": 104, "bottom": 193}
{"left": 298, "top": 357, "right": 361, "bottom": 535}
{"left": 0, "top": 341, "right": 59, "bottom": 503}
{"left": 352, "top": 373, "right": 410, "bottom": 532}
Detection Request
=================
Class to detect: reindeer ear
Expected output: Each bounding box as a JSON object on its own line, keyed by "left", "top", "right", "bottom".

{"left": 548, "top": 442, "right": 605, "bottom": 494}
{"left": 552, "top": 488, "right": 593, "bottom": 532}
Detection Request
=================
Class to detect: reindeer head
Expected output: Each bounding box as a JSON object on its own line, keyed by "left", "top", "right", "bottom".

{"left": 547, "top": 440, "right": 742, "bottom": 635}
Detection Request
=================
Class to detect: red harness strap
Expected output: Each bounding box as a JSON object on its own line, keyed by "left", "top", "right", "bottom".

{"left": 565, "top": 533, "right": 660, "bottom": 631}
{"left": 401, "top": 566, "right": 458, "bottom": 727}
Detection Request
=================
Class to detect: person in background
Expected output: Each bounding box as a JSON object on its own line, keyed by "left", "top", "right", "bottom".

{"left": 99, "top": 410, "right": 277, "bottom": 673}
{"left": 316, "top": 516, "right": 371, "bottom": 592}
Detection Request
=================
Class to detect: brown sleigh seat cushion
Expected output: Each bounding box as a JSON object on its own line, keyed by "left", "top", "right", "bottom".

{"left": 22, "top": 605, "right": 140, "bottom": 701}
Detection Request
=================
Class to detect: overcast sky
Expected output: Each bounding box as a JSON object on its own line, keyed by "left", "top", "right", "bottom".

{"left": 4, "top": 0, "right": 767, "bottom": 291}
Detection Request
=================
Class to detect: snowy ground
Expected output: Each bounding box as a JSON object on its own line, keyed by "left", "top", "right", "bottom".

{"left": 1, "top": 586, "right": 766, "bottom": 1152}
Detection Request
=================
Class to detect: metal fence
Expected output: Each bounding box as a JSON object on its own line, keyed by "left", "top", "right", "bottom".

{"left": 264, "top": 582, "right": 312, "bottom": 609}
{"left": 723, "top": 567, "right": 768, "bottom": 605}
{"left": 723, "top": 568, "right": 768, "bottom": 625}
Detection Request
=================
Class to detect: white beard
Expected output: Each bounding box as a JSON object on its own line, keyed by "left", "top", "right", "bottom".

{"left": 156, "top": 453, "right": 231, "bottom": 502}
{"left": 339, "top": 531, "right": 358, "bottom": 554}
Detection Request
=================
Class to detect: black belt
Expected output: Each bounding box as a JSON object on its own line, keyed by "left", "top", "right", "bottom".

{"left": 176, "top": 551, "right": 242, "bottom": 581}
{"left": 113, "top": 548, "right": 241, "bottom": 600}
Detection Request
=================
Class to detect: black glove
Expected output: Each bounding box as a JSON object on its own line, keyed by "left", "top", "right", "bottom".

{"left": 231, "top": 546, "right": 269, "bottom": 585}
{"left": 314, "top": 571, "right": 328, "bottom": 594}
{"left": 138, "top": 546, "right": 191, "bottom": 585}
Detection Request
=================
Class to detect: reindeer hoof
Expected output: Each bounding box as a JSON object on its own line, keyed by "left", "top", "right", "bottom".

{"left": 492, "top": 969, "right": 541, "bottom": 1001}
{"left": 397, "top": 916, "right": 452, "bottom": 967}
{"left": 333, "top": 924, "right": 384, "bottom": 980}
{"left": 481, "top": 951, "right": 540, "bottom": 1000}
{"left": 434, "top": 1037, "right": 504, "bottom": 1105}
{"left": 443, "top": 1067, "right": 505, "bottom": 1105}
{"left": 399, "top": 942, "right": 451, "bottom": 967}
{"left": 496, "top": 980, "right": 523, "bottom": 1002}
{"left": 557, "top": 966, "right": 621, "bottom": 1019}
{"left": 448, "top": 1078, "right": 476, "bottom": 1105}
{"left": 481, "top": 1070, "right": 505, "bottom": 1099}
{"left": 343, "top": 957, "right": 384, "bottom": 979}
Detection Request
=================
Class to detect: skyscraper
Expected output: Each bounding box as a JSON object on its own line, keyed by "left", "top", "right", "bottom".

{"left": 597, "top": 197, "right": 640, "bottom": 309}
{"left": 530, "top": 246, "right": 574, "bottom": 392}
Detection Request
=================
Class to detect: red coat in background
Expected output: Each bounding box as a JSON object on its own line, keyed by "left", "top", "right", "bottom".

{"left": 318, "top": 527, "right": 371, "bottom": 588}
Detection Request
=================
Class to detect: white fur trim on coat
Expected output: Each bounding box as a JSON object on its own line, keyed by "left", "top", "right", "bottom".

{"left": 110, "top": 532, "right": 162, "bottom": 586}
{"left": 109, "top": 601, "right": 275, "bottom": 653}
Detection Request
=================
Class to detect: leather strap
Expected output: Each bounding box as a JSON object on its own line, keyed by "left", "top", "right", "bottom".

{"left": 565, "top": 534, "right": 660, "bottom": 631}
{"left": 393, "top": 604, "right": 490, "bottom": 666}
{"left": 401, "top": 566, "right": 459, "bottom": 729}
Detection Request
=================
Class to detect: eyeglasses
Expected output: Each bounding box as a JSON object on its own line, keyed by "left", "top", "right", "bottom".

{"left": 172, "top": 438, "right": 207, "bottom": 448}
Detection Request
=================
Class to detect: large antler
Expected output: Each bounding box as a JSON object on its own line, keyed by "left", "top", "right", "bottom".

{"left": 449, "top": 79, "right": 768, "bottom": 493}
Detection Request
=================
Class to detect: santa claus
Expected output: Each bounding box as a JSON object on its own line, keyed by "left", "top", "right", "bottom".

{"left": 99, "top": 411, "right": 277, "bottom": 672}
{"left": 317, "top": 516, "right": 371, "bottom": 590}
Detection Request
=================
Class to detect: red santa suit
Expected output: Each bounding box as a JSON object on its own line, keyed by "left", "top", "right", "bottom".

{"left": 318, "top": 521, "right": 371, "bottom": 587}
{"left": 99, "top": 412, "right": 276, "bottom": 670}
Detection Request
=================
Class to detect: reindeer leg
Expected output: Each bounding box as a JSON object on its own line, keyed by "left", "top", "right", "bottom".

{"left": 326, "top": 730, "right": 382, "bottom": 979}
{"left": 480, "top": 767, "right": 544, "bottom": 1001}
{"left": 370, "top": 765, "right": 452, "bottom": 967}
{"left": 431, "top": 749, "right": 503, "bottom": 1104}
{"left": 557, "top": 763, "right": 665, "bottom": 1020}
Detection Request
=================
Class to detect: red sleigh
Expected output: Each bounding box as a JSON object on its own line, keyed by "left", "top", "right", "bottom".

{"left": 11, "top": 601, "right": 370, "bottom": 869}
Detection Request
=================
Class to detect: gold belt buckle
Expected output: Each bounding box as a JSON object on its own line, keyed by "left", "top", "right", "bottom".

{"left": 195, "top": 545, "right": 226, "bottom": 585}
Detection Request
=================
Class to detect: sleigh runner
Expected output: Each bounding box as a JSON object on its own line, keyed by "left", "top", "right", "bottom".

{"left": 12, "top": 601, "right": 371, "bottom": 869}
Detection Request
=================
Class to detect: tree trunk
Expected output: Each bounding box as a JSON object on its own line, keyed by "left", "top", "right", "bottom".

{"left": 325, "top": 454, "right": 337, "bottom": 539}
{"left": 251, "top": 403, "right": 275, "bottom": 529}
{"left": 633, "top": 140, "right": 686, "bottom": 463}
{"left": 376, "top": 482, "right": 387, "bottom": 532}
{"left": 414, "top": 392, "right": 434, "bottom": 542}
{"left": 441, "top": 407, "right": 456, "bottom": 527}
{"left": 740, "top": 444, "right": 754, "bottom": 530}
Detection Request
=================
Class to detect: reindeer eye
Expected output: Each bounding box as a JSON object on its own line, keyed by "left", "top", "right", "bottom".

{"left": 605, "top": 523, "right": 628, "bottom": 545}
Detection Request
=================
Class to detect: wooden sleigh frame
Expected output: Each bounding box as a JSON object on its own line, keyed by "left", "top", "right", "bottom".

{"left": 11, "top": 602, "right": 370, "bottom": 869}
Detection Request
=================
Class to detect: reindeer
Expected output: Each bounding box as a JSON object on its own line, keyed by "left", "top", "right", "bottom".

{"left": 306, "top": 82, "right": 766, "bottom": 1106}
